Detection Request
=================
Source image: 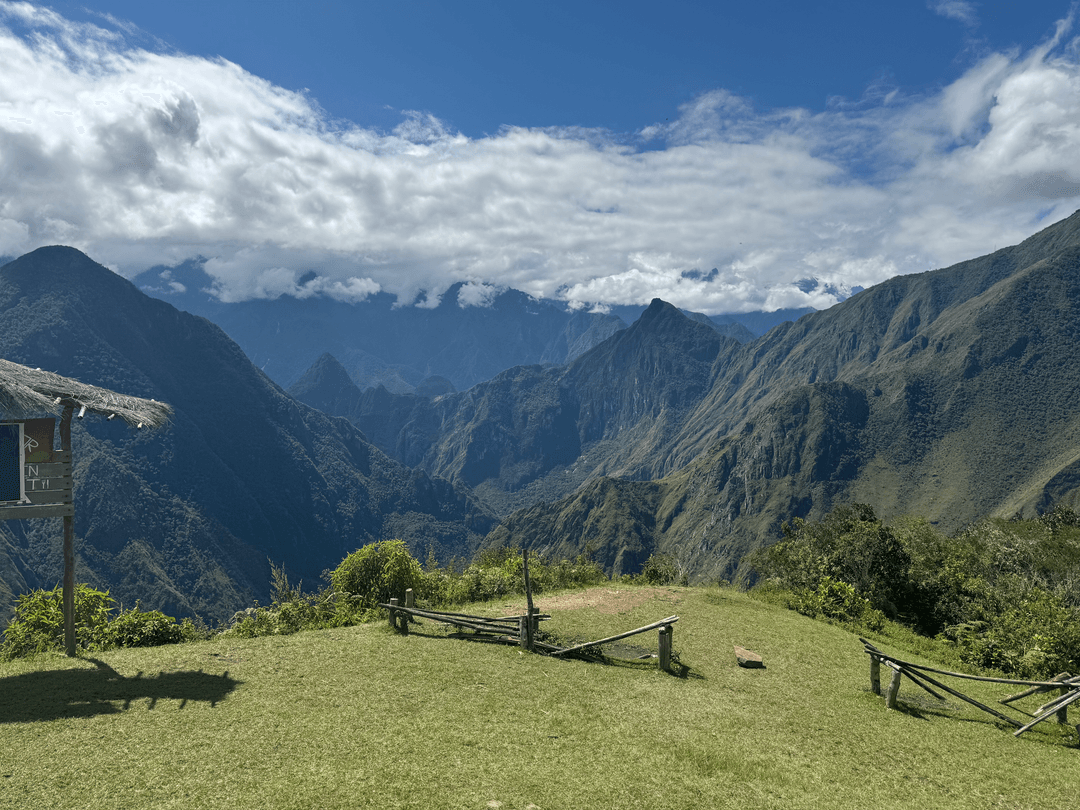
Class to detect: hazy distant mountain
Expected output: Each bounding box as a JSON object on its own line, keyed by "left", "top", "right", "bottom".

{"left": 0, "top": 247, "right": 495, "bottom": 622}
{"left": 488, "top": 209, "right": 1080, "bottom": 580}
{"left": 606, "top": 303, "right": 801, "bottom": 339}
{"left": 136, "top": 264, "right": 628, "bottom": 391}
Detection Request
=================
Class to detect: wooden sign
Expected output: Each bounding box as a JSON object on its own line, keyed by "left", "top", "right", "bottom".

{"left": 0, "top": 422, "right": 22, "bottom": 504}
{"left": 0, "top": 418, "right": 72, "bottom": 519}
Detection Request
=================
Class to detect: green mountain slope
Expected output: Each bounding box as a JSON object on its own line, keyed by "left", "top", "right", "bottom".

{"left": 295, "top": 299, "right": 739, "bottom": 515}
{"left": 488, "top": 211, "right": 1080, "bottom": 579}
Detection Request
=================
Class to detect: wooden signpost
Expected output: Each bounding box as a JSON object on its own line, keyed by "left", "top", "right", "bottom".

{"left": 0, "top": 417, "right": 73, "bottom": 520}
{"left": 0, "top": 360, "right": 171, "bottom": 656}
{"left": 0, "top": 411, "right": 80, "bottom": 655}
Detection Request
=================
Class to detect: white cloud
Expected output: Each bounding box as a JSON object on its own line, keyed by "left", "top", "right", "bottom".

{"left": 929, "top": 1, "right": 979, "bottom": 27}
{"left": 457, "top": 281, "right": 504, "bottom": 308}
{"left": 1, "top": 2, "right": 1080, "bottom": 313}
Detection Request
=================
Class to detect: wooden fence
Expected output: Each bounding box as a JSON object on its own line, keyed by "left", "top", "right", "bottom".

{"left": 861, "top": 638, "right": 1080, "bottom": 739}
{"left": 381, "top": 588, "right": 679, "bottom": 672}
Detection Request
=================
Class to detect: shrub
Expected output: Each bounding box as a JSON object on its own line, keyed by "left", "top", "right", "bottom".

{"left": 0, "top": 585, "right": 194, "bottom": 659}
{"left": 330, "top": 540, "right": 424, "bottom": 609}
{"left": 105, "top": 604, "right": 185, "bottom": 648}
{"left": 638, "top": 553, "right": 680, "bottom": 586}
{"left": 1, "top": 584, "right": 114, "bottom": 658}
{"left": 418, "top": 546, "right": 608, "bottom": 607}
{"left": 945, "top": 583, "right": 1080, "bottom": 678}
{"left": 789, "top": 576, "right": 885, "bottom": 631}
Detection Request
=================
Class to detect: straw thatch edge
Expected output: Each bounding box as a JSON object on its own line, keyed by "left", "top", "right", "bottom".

{"left": 0, "top": 359, "right": 172, "bottom": 429}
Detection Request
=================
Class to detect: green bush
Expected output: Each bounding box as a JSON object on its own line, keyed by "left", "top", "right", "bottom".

{"left": 0, "top": 585, "right": 195, "bottom": 659}
{"left": 418, "top": 546, "right": 608, "bottom": 607}
{"left": 105, "top": 604, "right": 185, "bottom": 648}
{"left": 331, "top": 539, "right": 424, "bottom": 609}
{"left": 748, "top": 503, "right": 1080, "bottom": 678}
{"left": 789, "top": 576, "right": 885, "bottom": 631}
{"left": 0, "top": 584, "right": 114, "bottom": 658}
{"left": 638, "top": 553, "right": 680, "bottom": 586}
{"left": 945, "top": 583, "right": 1080, "bottom": 678}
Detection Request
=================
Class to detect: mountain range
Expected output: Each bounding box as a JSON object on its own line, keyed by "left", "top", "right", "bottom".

{"left": 486, "top": 210, "right": 1080, "bottom": 579}
{"left": 134, "top": 261, "right": 762, "bottom": 393}
{"left": 3, "top": 208, "right": 1080, "bottom": 619}
{"left": 0, "top": 247, "right": 495, "bottom": 623}
{"left": 290, "top": 209, "right": 1080, "bottom": 581}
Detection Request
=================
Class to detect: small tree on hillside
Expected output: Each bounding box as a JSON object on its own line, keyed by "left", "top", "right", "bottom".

{"left": 330, "top": 539, "right": 423, "bottom": 609}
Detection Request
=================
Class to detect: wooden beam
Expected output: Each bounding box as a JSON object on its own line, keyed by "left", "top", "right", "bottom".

{"left": 1000, "top": 673, "right": 1075, "bottom": 705}
{"left": 549, "top": 616, "right": 680, "bottom": 657}
{"left": 896, "top": 664, "right": 947, "bottom": 702}
{"left": 860, "top": 643, "right": 1075, "bottom": 688}
{"left": 885, "top": 666, "right": 903, "bottom": 710}
{"left": 522, "top": 550, "right": 534, "bottom": 652}
{"left": 1014, "top": 688, "right": 1080, "bottom": 737}
{"left": 0, "top": 503, "right": 74, "bottom": 520}
{"left": 899, "top": 666, "right": 1023, "bottom": 728}
{"left": 60, "top": 404, "right": 74, "bottom": 657}
{"left": 658, "top": 625, "right": 672, "bottom": 672}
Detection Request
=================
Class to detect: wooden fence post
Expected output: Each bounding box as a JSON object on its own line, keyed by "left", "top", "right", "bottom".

{"left": 522, "top": 550, "right": 535, "bottom": 652}
{"left": 389, "top": 598, "right": 399, "bottom": 632}
{"left": 870, "top": 655, "right": 881, "bottom": 695}
{"left": 885, "top": 666, "right": 903, "bottom": 710}
{"left": 519, "top": 615, "right": 529, "bottom": 649}
{"left": 60, "top": 405, "right": 75, "bottom": 657}
{"left": 401, "top": 589, "right": 414, "bottom": 635}
{"left": 658, "top": 625, "right": 672, "bottom": 672}
{"left": 1058, "top": 685, "right": 1070, "bottom": 725}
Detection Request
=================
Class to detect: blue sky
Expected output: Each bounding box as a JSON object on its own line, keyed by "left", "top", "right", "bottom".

{"left": 48, "top": 1, "right": 1060, "bottom": 136}
{"left": 2, "top": 1, "right": 1080, "bottom": 312}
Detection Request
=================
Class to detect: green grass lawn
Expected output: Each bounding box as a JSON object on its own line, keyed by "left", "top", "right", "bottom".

{"left": 1, "top": 586, "right": 1077, "bottom": 809}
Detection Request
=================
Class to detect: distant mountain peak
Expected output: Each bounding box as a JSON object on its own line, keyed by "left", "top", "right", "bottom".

{"left": 289, "top": 352, "right": 356, "bottom": 398}
{"left": 633, "top": 298, "right": 687, "bottom": 330}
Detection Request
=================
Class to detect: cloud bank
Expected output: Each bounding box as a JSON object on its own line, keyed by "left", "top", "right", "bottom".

{"left": 2, "top": 1, "right": 1080, "bottom": 313}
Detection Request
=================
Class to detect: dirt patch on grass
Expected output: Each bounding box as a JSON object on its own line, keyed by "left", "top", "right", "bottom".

{"left": 504, "top": 586, "right": 683, "bottom": 616}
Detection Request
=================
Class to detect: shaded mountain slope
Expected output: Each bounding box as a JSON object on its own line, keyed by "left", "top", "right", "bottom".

{"left": 0, "top": 247, "right": 495, "bottom": 622}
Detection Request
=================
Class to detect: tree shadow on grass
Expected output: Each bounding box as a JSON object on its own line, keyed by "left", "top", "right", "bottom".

{"left": 0, "top": 658, "right": 241, "bottom": 723}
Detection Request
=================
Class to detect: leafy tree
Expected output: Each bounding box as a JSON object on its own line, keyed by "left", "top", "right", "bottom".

{"left": 638, "top": 553, "right": 680, "bottom": 585}
{"left": 755, "top": 504, "right": 911, "bottom": 618}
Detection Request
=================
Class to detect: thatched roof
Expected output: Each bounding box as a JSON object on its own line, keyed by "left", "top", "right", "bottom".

{"left": 0, "top": 359, "right": 172, "bottom": 429}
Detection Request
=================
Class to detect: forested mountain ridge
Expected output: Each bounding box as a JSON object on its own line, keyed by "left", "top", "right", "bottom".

{"left": 291, "top": 299, "right": 741, "bottom": 515}
{"left": 0, "top": 247, "right": 496, "bottom": 623}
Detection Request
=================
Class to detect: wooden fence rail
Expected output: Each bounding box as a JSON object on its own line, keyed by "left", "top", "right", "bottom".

{"left": 860, "top": 638, "right": 1080, "bottom": 740}
{"left": 379, "top": 590, "right": 679, "bottom": 672}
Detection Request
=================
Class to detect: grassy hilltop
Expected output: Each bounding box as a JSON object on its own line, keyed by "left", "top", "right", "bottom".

{"left": 1, "top": 585, "right": 1076, "bottom": 810}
